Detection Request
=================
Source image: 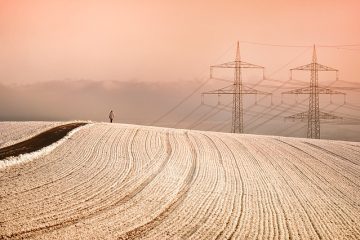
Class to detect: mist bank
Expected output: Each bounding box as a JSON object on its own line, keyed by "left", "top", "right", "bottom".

{"left": 0, "top": 79, "right": 359, "bottom": 141}
{"left": 0, "top": 80, "right": 201, "bottom": 123}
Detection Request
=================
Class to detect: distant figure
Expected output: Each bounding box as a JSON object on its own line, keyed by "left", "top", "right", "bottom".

{"left": 109, "top": 110, "right": 114, "bottom": 123}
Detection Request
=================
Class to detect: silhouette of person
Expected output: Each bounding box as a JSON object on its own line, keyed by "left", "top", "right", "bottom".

{"left": 109, "top": 110, "right": 114, "bottom": 123}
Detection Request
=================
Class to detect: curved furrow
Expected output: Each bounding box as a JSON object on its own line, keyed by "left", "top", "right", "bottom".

{"left": 273, "top": 139, "right": 360, "bottom": 238}
{"left": 0, "top": 124, "right": 146, "bottom": 237}
{"left": 0, "top": 124, "right": 92, "bottom": 183}
{"left": 286, "top": 140, "right": 360, "bottom": 229}
{"left": 333, "top": 141, "right": 360, "bottom": 158}
{"left": 146, "top": 130, "right": 232, "bottom": 240}
{"left": 200, "top": 133, "right": 244, "bottom": 240}
{"left": 0, "top": 126, "right": 120, "bottom": 218}
{"left": 145, "top": 133, "right": 201, "bottom": 238}
{"left": 243, "top": 136, "right": 323, "bottom": 239}
{"left": 34, "top": 128, "right": 160, "bottom": 238}
{"left": 274, "top": 139, "right": 347, "bottom": 238}
{"left": 342, "top": 144, "right": 360, "bottom": 154}
{"left": 178, "top": 132, "right": 227, "bottom": 240}
{"left": 218, "top": 136, "right": 259, "bottom": 239}
{"left": 116, "top": 131, "right": 198, "bottom": 239}
{"left": 278, "top": 139, "right": 360, "bottom": 204}
{"left": 294, "top": 140, "right": 360, "bottom": 184}
{"left": 227, "top": 136, "right": 270, "bottom": 240}
{"left": 35, "top": 129, "right": 173, "bottom": 239}
{"left": 250, "top": 137, "right": 325, "bottom": 239}
{"left": 118, "top": 130, "right": 195, "bottom": 238}
{"left": 0, "top": 125, "right": 133, "bottom": 238}
{"left": 225, "top": 135, "right": 290, "bottom": 240}
{"left": 304, "top": 141, "right": 360, "bottom": 167}
{"left": 0, "top": 125, "right": 92, "bottom": 182}
{"left": 0, "top": 122, "right": 62, "bottom": 148}
{"left": 248, "top": 137, "right": 322, "bottom": 239}
{"left": 0, "top": 126, "right": 113, "bottom": 200}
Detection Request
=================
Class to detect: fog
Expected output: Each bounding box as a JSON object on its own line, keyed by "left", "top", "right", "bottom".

{"left": 1, "top": 79, "right": 359, "bottom": 141}
{"left": 0, "top": 80, "right": 198, "bottom": 123}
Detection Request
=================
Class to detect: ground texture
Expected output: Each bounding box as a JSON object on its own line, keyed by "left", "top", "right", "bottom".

{"left": 0, "top": 123, "right": 86, "bottom": 160}
{"left": 0, "top": 123, "right": 359, "bottom": 239}
{"left": 0, "top": 122, "right": 63, "bottom": 148}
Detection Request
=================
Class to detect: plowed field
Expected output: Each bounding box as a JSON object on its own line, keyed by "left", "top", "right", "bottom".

{"left": 1, "top": 123, "right": 359, "bottom": 239}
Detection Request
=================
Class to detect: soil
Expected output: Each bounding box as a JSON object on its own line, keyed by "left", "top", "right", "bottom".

{"left": 0, "top": 122, "right": 87, "bottom": 160}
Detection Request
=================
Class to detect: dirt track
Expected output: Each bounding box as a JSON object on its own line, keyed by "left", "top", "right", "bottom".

{"left": 0, "top": 122, "right": 63, "bottom": 148}
{"left": 0, "top": 123, "right": 87, "bottom": 160}
{"left": 0, "top": 123, "right": 359, "bottom": 239}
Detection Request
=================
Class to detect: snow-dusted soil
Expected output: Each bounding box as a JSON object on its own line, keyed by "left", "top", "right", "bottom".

{"left": 0, "top": 122, "right": 63, "bottom": 148}
{"left": 0, "top": 123, "right": 359, "bottom": 239}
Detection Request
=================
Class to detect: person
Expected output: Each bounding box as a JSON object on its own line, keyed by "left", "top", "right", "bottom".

{"left": 109, "top": 110, "right": 114, "bottom": 123}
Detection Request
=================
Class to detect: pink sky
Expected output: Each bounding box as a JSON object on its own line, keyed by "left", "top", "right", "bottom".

{"left": 0, "top": 0, "right": 359, "bottom": 84}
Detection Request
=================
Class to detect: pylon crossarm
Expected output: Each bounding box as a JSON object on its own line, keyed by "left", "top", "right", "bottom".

{"left": 290, "top": 63, "right": 338, "bottom": 71}
{"left": 317, "top": 87, "right": 345, "bottom": 94}
{"left": 210, "top": 61, "right": 235, "bottom": 68}
{"left": 285, "top": 111, "right": 308, "bottom": 120}
{"left": 285, "top": 111, "right": 342, "bottom": 120}
{"left": 319, "top": 112, "right": 342, "bottom": 120}
{"left": 282, "top": 87, "right": 345, "bottom": 95}
{"left": 210, "top": 61, "right": 264, "bottom": 69}
{"left": 202, "top": 85, "right": 271, "bottom": 95}
{"left": 315, "top": 63, "right": 338, "bottom": 72}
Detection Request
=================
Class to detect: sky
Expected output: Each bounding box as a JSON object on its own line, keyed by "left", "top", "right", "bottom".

{"left": 0, "top": 0, "right": 359, "bottom": 84}
{"left": 0, "top": 0, "right": 359, "bottom": 140}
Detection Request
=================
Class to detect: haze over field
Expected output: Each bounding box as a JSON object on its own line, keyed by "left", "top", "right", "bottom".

{"left": 1, "top": 79, "right": 359, "bottom": 141}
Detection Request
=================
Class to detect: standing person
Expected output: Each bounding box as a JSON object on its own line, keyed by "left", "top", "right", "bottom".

{"left": 109, "top": 110, "right": 114, "bottom": 123}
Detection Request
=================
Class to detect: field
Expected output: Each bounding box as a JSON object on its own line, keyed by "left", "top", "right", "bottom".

{"left": 1, "top": 122, "right": 360, "bottom": 239}
{"left": 0, "top": 122, "right": 62, "bottom": 148}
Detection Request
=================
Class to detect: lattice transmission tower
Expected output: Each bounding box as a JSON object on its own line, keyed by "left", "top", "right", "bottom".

{"left": 202, "top": 41, "right": 271, "bottom": 133}
{"left": 282, "top": 45, "right": 345, "bottom": 139}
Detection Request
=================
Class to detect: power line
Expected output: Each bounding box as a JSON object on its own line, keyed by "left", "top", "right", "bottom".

{"left": 239, "top": 41, "right": 360, "bottom": 48}
{"left": 150, "top": 42, "right": 237, "bottom": 126}
{"left": 241, "top": 77, "right": 344, "bottom": 132}
{"left": 188, "top": 103, "right": 229, "bottom": 129}
{"left": 239, "top": 41, "right": 311, "bottom": 48}
{"left": 150, "top": 77, "right": 211, "bottom": 125}
{"left": 173, "top": 103, "right": 206, "bottom": 128}
{"left": 196, "top": 47, "right": 313, "bottom": 132}
{"left": 156, "top": 42, "right": 311, "bottom": 128}
{"left": 151, "top": 40, "right": 359, "bottom": 138}
{"left": 246, "top": 77, "right": 344, "bottom": 133}
{"left": 318, "top": 44, "right": 360, "bottom": 48}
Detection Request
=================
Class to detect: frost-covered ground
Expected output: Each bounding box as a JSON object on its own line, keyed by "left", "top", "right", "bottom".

{"left": 0, "top": 122, "right": 63, "bottom": 148}
{"left": 0, "top": 122, "right": 359, "bottom": 239}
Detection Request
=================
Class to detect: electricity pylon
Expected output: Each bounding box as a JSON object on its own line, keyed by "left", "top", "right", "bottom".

{"left": 282, "top": 45, "right": 345, "bottom": 139}
{"left": 202, "top": 41, "right": 271, "bottom": 133}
